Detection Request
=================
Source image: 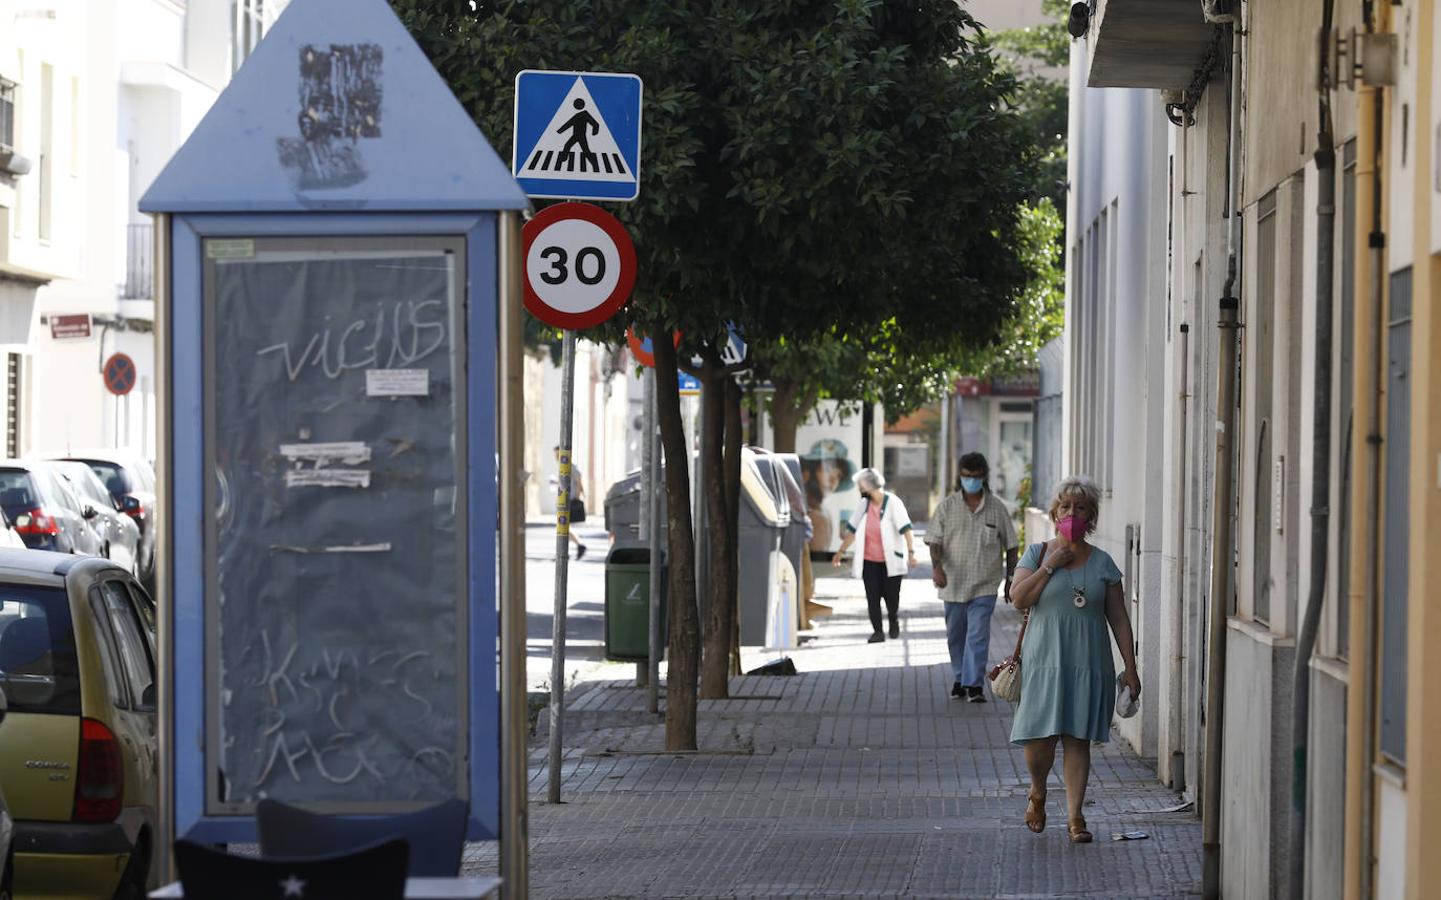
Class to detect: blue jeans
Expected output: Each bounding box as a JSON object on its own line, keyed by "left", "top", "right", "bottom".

{"left": 943, "top": 595, "right": 997, "bottom": 687}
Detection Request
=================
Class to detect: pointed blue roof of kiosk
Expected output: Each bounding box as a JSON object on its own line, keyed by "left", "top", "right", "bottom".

{"left": 141, "top": 0, "right": 527, "bottom": 213}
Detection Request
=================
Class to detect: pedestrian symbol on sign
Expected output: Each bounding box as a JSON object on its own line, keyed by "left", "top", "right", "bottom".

{"left": 519, "top": 79, "right": 634, "bottom": 181}
{"left": 556, "top": 100, "right": 601, "bottom": 169}
{"left": 513, "top": 70, "right": 642, "bottom": 201}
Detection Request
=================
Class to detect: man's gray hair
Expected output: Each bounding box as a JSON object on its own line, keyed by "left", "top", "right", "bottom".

{"left": 855, "top": 467, "right": 885, "bottom": 491}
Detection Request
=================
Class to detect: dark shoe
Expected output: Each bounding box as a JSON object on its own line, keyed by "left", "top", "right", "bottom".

{"left": 967, "top": 686, "right": 987, "bottom": 703}
{"left": 951, "top": 682, "right": 965, "bottom": 699}
{"left": 868, "top": 632, "right": 885, "bottom": 644}
{"left": 576, "top": 544, "right": 587, "bottom": 560}
{"left": 889, "top": 621, "right": 900, "bottom": 639}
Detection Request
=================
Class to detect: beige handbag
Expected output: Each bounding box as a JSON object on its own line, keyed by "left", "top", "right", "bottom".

{"left": 988, "top": 613, "right": 1028, "bottom": 703}
{"left": 987, "top": 542, "right": 1045, "bottom": 704}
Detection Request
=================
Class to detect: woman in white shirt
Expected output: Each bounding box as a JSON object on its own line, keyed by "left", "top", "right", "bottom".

{"left": 832, "top": 468, "right": 918, "bottom": 642}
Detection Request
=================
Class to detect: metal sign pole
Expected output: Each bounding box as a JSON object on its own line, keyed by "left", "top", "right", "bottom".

{"left": 645, "top": 369, "right": 663, "bottom": 714}
{"left": 638, "top": 368, "right": 654, "bottom": 689}
{"left": 694, "top": 378, "right": 709, "bottom": 619}
{"left": 498, "top": 210, "right": 529, "bottom": 898}
{"left": 548, "top": 329, "right": 577, "bottom": 804}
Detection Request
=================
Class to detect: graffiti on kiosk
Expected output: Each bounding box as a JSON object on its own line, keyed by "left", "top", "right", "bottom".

{"left": 277, "top": 44, "right": 384, "bottom": 189}
{"left": 235, "top": 630, "right": 456, "bottom": 793}
{"left": 255, "top": 299, "right": 447, "bottom": 381}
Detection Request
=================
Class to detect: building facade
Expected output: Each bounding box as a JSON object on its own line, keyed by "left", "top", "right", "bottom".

{"left": 0, "top": 0, "right": 283, "bottom": 460}
{"left": 1060, "top": 0, "right": 1418, "bottom": 895}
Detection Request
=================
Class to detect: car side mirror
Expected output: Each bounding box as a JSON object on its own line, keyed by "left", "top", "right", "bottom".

{"left": 121, "top": 496, "right": 141, "bottom": 513}
{"left": 82, "top": 505, "right": 98, "bottom": 520}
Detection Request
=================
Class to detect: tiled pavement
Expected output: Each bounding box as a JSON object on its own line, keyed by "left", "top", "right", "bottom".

{"left": 466, "top": 574, "right": 1203, "bottom": 898}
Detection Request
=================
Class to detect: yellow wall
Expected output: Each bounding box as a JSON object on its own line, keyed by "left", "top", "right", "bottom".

{"left": 1405, "top": 0, "right": 1441, "bottom": 894}
{"left": 1344, "top": 1, "right": 1441, "bottom": 896}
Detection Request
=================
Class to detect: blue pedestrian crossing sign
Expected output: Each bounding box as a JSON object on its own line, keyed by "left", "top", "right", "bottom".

{"left": 512, "top": 70, "right": 643, "bottom": 202}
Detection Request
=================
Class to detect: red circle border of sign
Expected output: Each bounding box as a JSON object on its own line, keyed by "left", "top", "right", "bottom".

{"left": 522, "top": 202, "right": 638, "bottom": 331}
{"left": 104, "top": 353, "right": 137, "bottom": 396}
{"left": 626, "top": 326, "right": 683, "bottom": 368}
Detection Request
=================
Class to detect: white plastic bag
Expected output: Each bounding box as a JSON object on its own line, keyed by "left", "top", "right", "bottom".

{"left": 1115, "top": 675, "right": 1139, "bottom": 719}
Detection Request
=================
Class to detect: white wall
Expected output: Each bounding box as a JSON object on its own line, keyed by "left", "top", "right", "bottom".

{"left": 1064, "top": 40, "right": 1169, "bottom": 756}
{"left": 22, "top": 0, "right": 233, "bottom": 457}
{"left": 535, "top": 340, "right": 637, "bottom": 520}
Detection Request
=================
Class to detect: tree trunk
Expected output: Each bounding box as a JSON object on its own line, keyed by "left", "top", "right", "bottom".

{"left": 699, "top": 359, "right": 733, "bottom": 699}
{"left": 652, "top": 329, "right": 699, "bottom": 751}
{"left": 770, "top": 378, "right": 801, "bottom": 453}
{"left": 768, "top": 377, "right": 820, "bottom": 456}
{"left": 723, "top": 377, "right": 743, "bottom": 676}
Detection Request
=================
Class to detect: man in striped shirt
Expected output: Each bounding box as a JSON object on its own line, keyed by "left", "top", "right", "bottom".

{"left": 925, "top": 452, "right": 1018, "bottom": 702}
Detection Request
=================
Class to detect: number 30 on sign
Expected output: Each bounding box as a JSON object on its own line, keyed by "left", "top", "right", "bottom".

{"left": 522, "top": 202, "right": 637, "bottom": 330}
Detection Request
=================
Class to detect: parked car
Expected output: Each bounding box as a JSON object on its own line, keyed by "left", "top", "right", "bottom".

{"left": 0, "top": 551, "right": 157, "bottom": 899}
{"left": 0, "top": 463, "right": 104, "bottom": 557}
{"left": 0, "top": 687, "right": 13, "bottom": 900}
{"left": 43, "top": 452, "right": 156, "bottom": 582}
{"left": 50, "top": 462, "right": 141, "bottom": 577}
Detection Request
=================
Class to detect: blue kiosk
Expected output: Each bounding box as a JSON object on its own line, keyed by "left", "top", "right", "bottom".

{"left": 139, "top": 0, "right": 530, "bottom": 878}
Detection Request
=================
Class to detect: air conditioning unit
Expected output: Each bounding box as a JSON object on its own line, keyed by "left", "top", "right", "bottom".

{"left": 1202, "top": 0, "right": 1236, "bottom": 24}
{"left": 0, "top": 150, "right": 31, "bottom": 177}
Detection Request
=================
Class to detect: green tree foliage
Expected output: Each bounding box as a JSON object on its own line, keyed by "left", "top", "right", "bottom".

{"left": 991, "top": 0, "right": 1070, "bottom": 206}
{"left": 953, "top": 197, "right": 1065, "bottom": 377}
{"left": 752, "top": 196, "right": 1064, "bottom": 446}
{"left": 990, "top": 0, "right": 1069, "bottom": 68}
{"left": 392, "top": 0, "right": 1039, "bottom": 349}
{"left": 394, "top": 0, "right": 1046, "bottom": 744}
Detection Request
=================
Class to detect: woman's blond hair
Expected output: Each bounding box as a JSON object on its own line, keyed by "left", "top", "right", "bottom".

{"left": 1048, "top": 475, "right": 1101, "bottom": 534}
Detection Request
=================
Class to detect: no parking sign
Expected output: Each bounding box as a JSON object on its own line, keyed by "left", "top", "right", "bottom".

{"left": 103, "top": 353, "right": 137, "bottom": 396}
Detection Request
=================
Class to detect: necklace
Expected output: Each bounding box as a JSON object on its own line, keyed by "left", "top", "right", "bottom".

{"left": 1068, "top": 553, "right": 1089, "bottom": 608}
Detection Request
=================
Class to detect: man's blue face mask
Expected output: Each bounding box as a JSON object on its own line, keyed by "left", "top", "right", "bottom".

{"left": 960, "top": 477, "right": 985, "bottom": 495}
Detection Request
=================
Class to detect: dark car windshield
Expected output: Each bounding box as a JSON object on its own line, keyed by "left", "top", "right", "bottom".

{"left": 76, "top": 461, "right": 133, "bottom": 499}
{"left": 0, "top": 584, "right": 81, "bottom": 715}
{"left": 57, "top": 463, "right": 113, "bottom": 510}
{"left": 0, "top": 469, "right": 41, "bottom": 520}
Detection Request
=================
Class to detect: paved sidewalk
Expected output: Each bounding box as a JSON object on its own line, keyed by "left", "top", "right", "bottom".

{"left": 469, "top": 574, "right": 1202, "bottom": 898}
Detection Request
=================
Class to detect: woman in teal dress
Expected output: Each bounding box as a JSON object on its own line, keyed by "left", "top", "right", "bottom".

{"left": 1007, "top": 476, "right": 1141, "bottom": 844}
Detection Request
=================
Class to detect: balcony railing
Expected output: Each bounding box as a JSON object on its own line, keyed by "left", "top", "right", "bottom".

{"left": 122, "top": 222, "right": 154, "bottom": 300}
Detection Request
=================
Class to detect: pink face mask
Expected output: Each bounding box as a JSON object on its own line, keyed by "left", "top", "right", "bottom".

{"left": 1057, "top": 514, "right": 1089, "bottom": 542}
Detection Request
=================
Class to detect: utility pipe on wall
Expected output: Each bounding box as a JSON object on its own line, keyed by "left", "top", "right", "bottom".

{"left": 1288, "top": 2, "right": 1339, "bottom": 894}
{"left": 1171, "top": 323, "right": 1190, "bottom": 793}
{"left": 1202, "top": 20, "right": 1244, "bottom": 900}
{"left": 1358, "top": 60, "right": 1387, "bottom": 900}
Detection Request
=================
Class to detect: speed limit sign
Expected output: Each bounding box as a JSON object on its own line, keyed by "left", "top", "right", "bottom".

{"left": 522, "top": 202, "right": 637, "bottom": 330}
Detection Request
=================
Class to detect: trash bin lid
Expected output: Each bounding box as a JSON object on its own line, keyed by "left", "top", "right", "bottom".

{"left": 606, "top": 541, "right": 665, "bottom": 565}
{"left": 740, "top": 448, "right": 781, "bottom": 525}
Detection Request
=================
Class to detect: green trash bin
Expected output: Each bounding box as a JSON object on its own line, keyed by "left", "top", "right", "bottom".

{"left": 605, "top": 543, "right": 666, "bottom": 661}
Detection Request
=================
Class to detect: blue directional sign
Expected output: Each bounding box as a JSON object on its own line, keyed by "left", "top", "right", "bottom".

{"left": 721, "top": 323, "right": 748, "bottom": 368}
{"left": 678, "top": 372, "right": 701, "bottom": 396}
{"left": 512, "top": 70, "right": 643, "bottom": 201}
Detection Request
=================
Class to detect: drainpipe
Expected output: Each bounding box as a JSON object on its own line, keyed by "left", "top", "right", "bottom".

{"left": 1358, "top": 31, "right": 1386, "bottom": 900}
{"left": 1288, "top": 0, "right": 1338, "bottom": 895}
{"left": 1170, "top": 322, "right": 1190, "bottom": 792}
{"left": 1202, "top": 20, "right": 1244, "bottom": 900}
